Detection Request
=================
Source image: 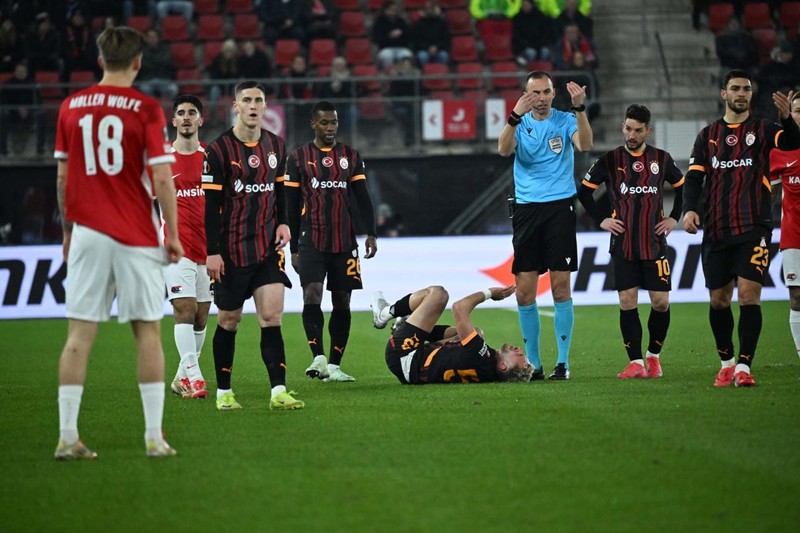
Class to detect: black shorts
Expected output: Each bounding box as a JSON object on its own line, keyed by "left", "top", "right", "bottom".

{"left": 702, "top": 230, "right": 771, "bottom": 290}
{"left": 512, "top": 197, "right": 578, "bottom": 274}
{"left": 385, "top": 321, "right": 429, "bottom": 385}
{"left": 214, "top": 250, "right": 292, "bottom": 311}
{"left": 297, "top": 242, "right": 363, "bottom": 291}
{"left": 612, "top": 249, "right": 672, "bottom": 292}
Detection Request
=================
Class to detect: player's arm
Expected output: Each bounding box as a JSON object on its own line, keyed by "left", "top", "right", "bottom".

{"left": 274, "top": 174, "right": 290, "bottom": 250}
{"left": 577, "top": 156, "right": 622, "bottom": 234}
{"left": 567, "top": 81, "right": 593, "bottom": 152}
{"left": 152, "top": 162, "right": 183, "bottom": 263}
{"left": 498, "top": 91, "right": 534, "bottom": 156}
{"left": 451, "top": 285, "right": 515, "bottom": 342}
{"left": 657, "top": 158, "right": 685, "bottom": 236}
{"left": 56, "top": 160, "right": 71, "bottom": 260}
{"left": 284, "top": 152, "right": 302, "bottom": 255}
{"left": 682, "top": 135, "right": 707, "bottom": 234}
{"left": 351, "top": 176, "right": 378, "bottom": 258}
{"left": 202, "top": 147, "right": 225, "bottom": 278}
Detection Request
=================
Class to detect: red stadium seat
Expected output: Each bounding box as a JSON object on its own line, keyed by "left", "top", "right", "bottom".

{"left": 358, "top": 95, "right": 387, "bottom": 119}
{"left": 171, "top": 42, "right": 197, "bottom": 68}
{"left": 742, "top": 2, "right": 773, "bottom": 29}
{"left": 233, "top": 13, "right": 261, "bottom": 39}
{"left": 68, "top": 70, "right": 96, "bottom": 94}
{"left": 344, "top": 38, "right": 373, "bottom": 65}
{"left": 455, "top": 62, "right": 483, "bottom": 90}
{"left": 339, "top": 11, "right": 367, "bottom": 38}
{"left": 197, "top": 15, "right": 225, "bottom": 41}
{"left": 439, "top": 0, "right": 467, "bottom": 9}
{"left": 274, "top": 39, "right": 302, "bottom": 68}
{"left": 422, "top": 63, "right": 452, "bottom": 92}
{"left": 226, "top": 0, "right": 254, "bottom": 13}
{"left": 490, "top": 61, "right": 520, "bottom": 91}
{"left": 308, "top": 38, "right": 337, "bottom": 67}
{"left": 751, "top": 27, "right": 778, "bottom": 58}
{"left": 334, "top": 0, "right": 361, "bottom": 10}
{"left": 484, "top": 34, "right": 513, "bottom": 62}
{"left": 366, "top": 0, "right": 384, "bottom": 12}
{"left": 462, "top": 89, "right": 487, "bottom": 110}
{"left": 203, "top": 41, "right": 224, "bottom": 67}
{"left": 35, "top": 71, "right": 63, "bottom": 100}
{"left": 127, "top": 15, "right": 153, "bottom": 33}
{"left": 780, "top": 1, "right": 800, "bottom": 30}
{"left": 451, "top": 35, "right": 479, "bottom": 62}
{"left": 403, "top": 0, "right": 427, "bottom": 10}
{"left": 193, "top": 0, "right": 219, "bottom": 14}
{"left": 528, "top": 60, "right": 554, "bottom": 72}
{"left": 352, "top": 64, "right": 383, "bottom": 93}
{"left": 476, "top": 18, "right": 511, "bottom": 45}
{"left": 316, "top": 64, "right": 331, "bottom": 77}
{"left": 428, "top": 90, "right": 456, "bottom": 101}
{"left": 160, "top": 15, "right": 190, "bottom": 41}
{"left": 445, "top": 9, "right": 472, "bottom": 35}
{"left": 177, "top": 69, "right": 204, "bottom": 94}
{"left": 708, "top": 2, "right": 734, "bottom": 35}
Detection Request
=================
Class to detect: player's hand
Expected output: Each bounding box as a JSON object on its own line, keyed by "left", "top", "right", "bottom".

{"left": 165, "top": 235, "right": 183, "bottom": 263}
{"left": 656, "top": 216, "right": 678, "bottom": 236}
{"left": 566, "top": 81, "right": 587, "bottom": 107}
{"left": 513, "top": 91, "right": 535, "bottom": 117}
{"left": 489, "top": 285, "right": 516, "bottom": 301}
{"left": 364, "top": 235, "right": 377, "bottom": 259}
{"left": 207, "top": 254, "right": 224, "bottom": 280}
{"left": 774, "top": 90, "right": 794, "bottom": 120}
{"left": 62, "top": 229, "right": 71, "bottom": 262}
{"left": 274, "top": 224, "right": 291, "bottom": 250}
{"left": 600, "top": 218, "right": 625, "bottom": 235}
{"left": 683, "top": 211, "right": 700, "bottom": 234}
{"left": 291, "top": 252, "right": 299, "bottom": 273}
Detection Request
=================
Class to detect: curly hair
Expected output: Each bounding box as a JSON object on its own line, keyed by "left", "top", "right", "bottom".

{"left": 498, "top": 363, "right": 535, "bottom": 383}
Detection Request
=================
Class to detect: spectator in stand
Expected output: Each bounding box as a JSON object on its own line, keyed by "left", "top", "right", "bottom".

{"left": 411, "top": 1, "right": 450, "bottom": 66}
{"left": 376, "top": 203, "right": 403, "bottom": 237}
{"left": 62, "top": 7, "right": 99, "bottom": 78}
{"left": 556, "top": 0, "right": 592, "bottom": 41}
{"left": 714, "top": 16, "right": 758, "bottom": 76}
{"left": 555, "top": 50, "right": 600, "bottom": 120}
{"left": 554, "top": 22, "right": 596, "bottom": 70}
{"left": 304, "top": 0, "right": 336, "bottom": 41}
{"left": 238, "top": 40, "right": 273, "bottom": 82}
{"left": 208, "top": 39, "right": 240, "bottom": 114}
{"left": 261, "top": 0, "right": 306, "bottom": 45}
{"left": 0, "top": 15, "right": 23, "bottom": 73}
{"left": 0, "top": 61, "right": 43, "bottom": 155}
{"left": 512, "top": 0, "right": 553, "bottom": 67}
{"left": 754, "top": 41, "right": 800, "bottom": 119}
{"left": 536, "top": 0, "right": 591, "bottom": 18}
{"left": 25, "top": 12, "right": 62, "bottom": 74}
{"left": 372, "top": 2, "right": 414, "bottom": 69}
{"left": 137, "top": 29, "right": 177, "bottom": 98}
{"left": 153, "top": 0, "right": 193, "bottom": 21}
{"left": 283, "top": 53, "right": 314, "bottom": 144}
{"left": 314, "top": 56, "right": 356, "bottom": 134}
{"left": 9, "top": 2, "right": 52, "bottom": 31}
{"left": 469, "top": 0, "right": 522, "bottom": 20}
{"left": 389, "top": 56, "right": 419, "bottom": 146}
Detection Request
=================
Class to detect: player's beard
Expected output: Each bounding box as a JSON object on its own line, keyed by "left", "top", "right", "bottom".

{"left": 626, "top": 139, "right": 644, "bottom": 152}
{"left": 726, "top": 98, "right": 749, "bottom": 114}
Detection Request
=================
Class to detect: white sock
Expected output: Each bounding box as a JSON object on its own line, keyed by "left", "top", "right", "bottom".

{"left": 721, "top": 358, "right": 735, "bottom": 368}
{"left": 216, "top": 388, "right": 232, "bottom": 400}
{"left": 645, "top": 351, "right": 659, "bottom": 359}
{"left": 735, "top": 363, "right": 750, "bottom": 375}
{"left": 630, "top": 359, "right": 644, "bottom": 367}
{"left": 379, "top": 307, "right": 393, "bottom": 322}
{"left": 194, "top": 327, "right": 207, "bottom": 358}
{"left": 138, "top": 382, "right": 165, "bottom": 443}
{"left": 174, "top": 324, "right": 200, "bottom": 380}
{"left": 790, "top": 310, "right": 800, "bottom": 358}
{"left": 58, "top": 385, "right": 83, "bottom": 444}
{"left": 271, "top": 385, "right": 286, "bottom": 397}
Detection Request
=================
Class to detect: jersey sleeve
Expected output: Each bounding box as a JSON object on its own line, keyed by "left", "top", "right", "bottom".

{"left": 143, "top": 100, "right": 175, "bottom": 167}
{"left": 275, "top": 136, "right": 287, "bottom": 181}
{"left": 349, "top": 149, "right": 366, "bottom": 183}
{"left": 582, "top": 154, "right": 608, "bottom": 189}
{"left": 201, "top": 141, "right": 225, "bottom": 191}
{"left": 566, "top": 112, "right": 579, "bottom": 142}
{"left": 688, "top": 128, "right": 708, "bottom": 173}
{"left": 665, "top": 153, "right": 685, "bottom": 188}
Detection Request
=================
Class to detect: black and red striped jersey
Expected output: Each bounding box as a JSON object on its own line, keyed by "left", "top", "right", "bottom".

{"left": 687, "top": 116, "right": 782, "bottom": 241}
{"left": 202, "top": 128, "right": 287, "bottom": 267}
{"left": 583, "top": 145, "right": 684, "bottom": 260}
{"left": 285, "top": 141, "right": 369, "bottom": 253}
{"left": 409, "top": 331, "right": 499, "bottom": 384}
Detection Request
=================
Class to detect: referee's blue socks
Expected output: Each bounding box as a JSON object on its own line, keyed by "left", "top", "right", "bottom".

{"left": 554, "top": 299, "right": 574, "bottom": 367}
{"left": 518, "top": 302, "right": 541, "bottom": 370}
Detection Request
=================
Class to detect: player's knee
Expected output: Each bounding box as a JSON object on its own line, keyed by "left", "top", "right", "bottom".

{"left": 217, "top": 312, "right": 241, "bottom": 331}
{"left": 710, "top": 294, "right": 732, "bottom": 309}
{"left": 428, "top": 285, "right": 449, "bottom": 309}
{"left": 651, "top": 298, "right": 669, "bottom": 313}
{"left": 790, "top": 289, "right": 800, "bottom": 310}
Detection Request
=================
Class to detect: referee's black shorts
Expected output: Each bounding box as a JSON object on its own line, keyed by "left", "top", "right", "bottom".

{"left": 512, "top": 197, "right": 578, "bottom": 274}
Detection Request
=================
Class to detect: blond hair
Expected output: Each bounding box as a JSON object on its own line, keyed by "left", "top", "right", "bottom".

{"left": 96, "top": 26, "right": 145, "bottom": 71}
{"left": 498, "top": 363, "right": 535, "bottom": 383}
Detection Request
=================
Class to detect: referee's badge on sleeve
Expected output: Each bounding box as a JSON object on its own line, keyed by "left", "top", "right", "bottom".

{"left": 548, "top": 136, "right": 563, "bottom": 154}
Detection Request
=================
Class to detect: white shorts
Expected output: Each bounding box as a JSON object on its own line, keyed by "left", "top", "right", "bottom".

{"left": 164, "top": 256, "right": 213, "bottom": 302}
{"left": 782, "top": 248, "right": 800, "bottom": 287}
{"left": 66, "top": 224, "right": 167, "bottom": 323}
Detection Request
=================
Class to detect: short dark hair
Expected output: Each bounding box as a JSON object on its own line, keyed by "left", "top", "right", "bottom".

{"left": 312, "top": 100, "right": 337, "bottom": 117}
{"left": 172, "top": 94, "right": 203, "bottom": 115}
{"left": 625, "top": 104, "right": 651, "bottom": 125}
{"left": 526, "top": 70, "right": 552, "bottom": 83}
{"left": 721, "top": 69, "right": 751, "bottom": 89}
{"left": 234, "top": 80, "right": 267, "bottom": 98}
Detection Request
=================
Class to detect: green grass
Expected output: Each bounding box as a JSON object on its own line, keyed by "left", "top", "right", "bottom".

{"left": 1, "top": 302, "right": 799, "bottom": 532}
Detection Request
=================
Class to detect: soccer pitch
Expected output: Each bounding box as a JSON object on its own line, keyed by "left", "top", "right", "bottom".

{"left": 1, "top": 302, "right": 798, "bottom": 532}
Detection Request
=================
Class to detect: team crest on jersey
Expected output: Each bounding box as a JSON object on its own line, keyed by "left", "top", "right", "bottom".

{"left": 632, "top": 161, "right": 645, "bottom": 172}
{"left": 760, "top": 237, "right": 767, "bottom": 248}
{"left": 339, "top": 157, "right": 349, "bottom": 169}
{"left": 267, "top": 153, "right": 278, "bottom": 168}
{"left": 249, "top": 155, "right": 261, "bottom": 168}
{"left": 726, "top": 134, "right": 738, "bottom": 146}
{"left": 322, "top": 156, "right": 334, "bottom": 167}
{"left": 650, "top": 161, "right": 660, "bottom": 174}
{"left": 170, "top": 285, "right": 183, "bottom": 294}
{"left": 548, "top": 136, "right": 563, "bottom": 154}
{"left": 745, "top": 132, "right": 755, "bottom": 146}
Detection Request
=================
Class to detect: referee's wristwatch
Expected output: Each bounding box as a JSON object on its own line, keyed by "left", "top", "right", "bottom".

{"left": 571, "top": 104, "right": 586, "bottom": 113}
